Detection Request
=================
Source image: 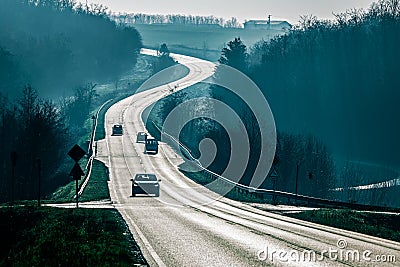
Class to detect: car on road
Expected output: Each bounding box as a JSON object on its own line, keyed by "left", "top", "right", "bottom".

{"left": 145, "top": 138, "right": 159, "bottom": 154}
{"left": 136, "top": 131, "right": 148, "bottom": 143}
{"left": 131, "top": 173, "right": 160, "bottom": 197}
{"left": 112, "top": 124, "right": 123, "bottom": 135}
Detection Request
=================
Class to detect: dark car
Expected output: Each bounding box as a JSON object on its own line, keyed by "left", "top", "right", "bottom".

{"left": 112, "top": 124, "right": 123, "bottom": 135}
{"left": 131, "top": 174, "right": 160, "bottom": 197}
{"left": 136, "top": 131, "right": 148, "bottom": 143}
{"left": 145, "top": 138, "right": 158, "bottom": 154}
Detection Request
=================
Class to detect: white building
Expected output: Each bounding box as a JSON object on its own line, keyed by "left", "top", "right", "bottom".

{"left": 244, "top": 20, "right": 292, "bottom": 31}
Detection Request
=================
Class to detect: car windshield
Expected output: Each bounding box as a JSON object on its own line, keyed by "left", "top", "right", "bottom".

{"left": 134, "top": 174, "right": 157, "bottom": 181}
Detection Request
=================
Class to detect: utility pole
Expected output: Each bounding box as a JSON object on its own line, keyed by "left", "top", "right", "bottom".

{"left": 295, "top": 163, "right": 299, "bottom": 195}
{"left": 10, "top": 152, "right": 18, "bottom": 206}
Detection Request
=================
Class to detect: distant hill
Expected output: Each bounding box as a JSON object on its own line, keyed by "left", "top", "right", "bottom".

{"left": 130, "top": 23, "right": 286, "bottom": 61}
{"left": 111, "top": 13, "right": 289, "bottom": 61}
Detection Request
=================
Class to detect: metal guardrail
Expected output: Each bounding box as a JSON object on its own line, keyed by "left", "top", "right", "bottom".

{"left": 152, "top": 121, "right": 399, "bottom": 212}
{"left": 74, "top": 99, "right": 113, "bottom": 199}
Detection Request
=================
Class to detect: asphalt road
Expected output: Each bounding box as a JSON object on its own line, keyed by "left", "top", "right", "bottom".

{"left": 96, "top": 50, "right": 400, "bottom": 267}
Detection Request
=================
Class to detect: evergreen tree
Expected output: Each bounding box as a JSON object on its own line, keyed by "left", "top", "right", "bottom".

{"left": 152, "top": 43, "right": 176, "bottom": 74}
{"left": 218, "top": 37, "right": 247, "bottom": 72}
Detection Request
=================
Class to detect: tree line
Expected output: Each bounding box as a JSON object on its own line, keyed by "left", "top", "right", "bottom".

{"left": 0, "top": 0, "right": 143, "bottom": 202}
{"left": 249, "top": 0, "right": 400, "bottom": 167}
{"left": 113, "top": 13, "right": 242, "bottom": 28}
{"left": 217, "top": 0, "right": 400, "bottom": 197}
{"left": 0, "top": 86, "right": 67, "bottom": 202}
{"left": 0, "top": 0, "right": 142, "bottom": 98}
{"left": 153, "top": 0, "right": 400, "bottom": 199}
{"left": 0, "top": 80, "right": 105, "bottom": 203}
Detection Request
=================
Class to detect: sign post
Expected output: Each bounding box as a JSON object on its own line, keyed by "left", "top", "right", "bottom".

{"left": 69, "top": 162, "right": 85, "bottom": 208}
{"left": 269, "top": 167, "right": 279, "bottom": 205}
{"left": 68, "top": 145, "right": 86, "bottom": 208}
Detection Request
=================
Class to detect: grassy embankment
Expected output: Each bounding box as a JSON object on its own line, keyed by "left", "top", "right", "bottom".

{"left": 50, "top": 159, "right": 110, "bottom": 203}
{"left": 2, "top": 96, "right": 145, "bottom": 266}
{"left": 0, "top": 55, "right": 175, "bottom": 266}
{"left": 287, "top": 209, "right": 400, "bottom": 242}
{"left": 0, "top": 206, "right": 147, "bottom": 266}
{"left": 23, "top": 53, "right": 190, "bottom": 265}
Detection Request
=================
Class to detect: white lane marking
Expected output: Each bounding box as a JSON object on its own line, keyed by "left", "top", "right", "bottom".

{"left": 103, "top": 49, "right": 215, "bottom": 266}
{"left": 105, "top": 103, "right": 166, "bottom": 266}
{"left": 120, "top": 208, "right": 167, "bottom": 267}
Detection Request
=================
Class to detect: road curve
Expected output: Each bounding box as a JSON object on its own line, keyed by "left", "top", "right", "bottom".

{"left": 96, "top": 50, "right": 400, "bottom": 267}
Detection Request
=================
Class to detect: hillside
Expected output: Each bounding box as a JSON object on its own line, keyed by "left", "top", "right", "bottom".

{"left": 249, "top": 3, "right": 400, "bottom": 167}
{"left": 0, "top": 0, "right": 142, "bottom": 98}
{"left": 133, "top": 24, "right": 285, "bottom": 61}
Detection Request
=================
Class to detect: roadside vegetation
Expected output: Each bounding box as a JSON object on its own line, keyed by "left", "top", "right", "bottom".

{"left": 249, "top": 0, "right": 400, "bottom": 170}
{"left": 51, "top": 159, "right": 110, "bottom": 203}
{"left": 52, "top": 44, "right": 189, "bottom": 204}
{"left": 145, "top": 0, "right": 400, "bottom": 207}
{"left": 140, "top": 0, "right": 400, "bottom": 243}
{"left": 1, "top": 0, "right": 399, "bottom": 263}
{"left": 287, "top": 209, "right": 400, "bottom": 242}
{"left": 0, "top": 1, "right": 149, "bottom": 264}
{"left": 181, "top": 170, "right": 266, "bottom": 203}
{"left": 0, "top": 206, "right": 148, "bottom": 266}
{"left": 0, "top": 0, "right": 143, "bottom": 204}
{"left": 151, "top": 43, "right": 177, "bottom": 74}
{"left": 145, "top": 76, "right": 335, "bottom": 199}
{"left": 247, "top": 0, "right": 400, "bottom": 206}
{"left": 0, "top": 86, "right": 70, "bottom": 203}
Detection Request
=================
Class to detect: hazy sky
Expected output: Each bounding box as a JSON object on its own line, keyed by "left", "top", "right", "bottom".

{"left": 84, "top": 0, "right": 376, "bottom": 24}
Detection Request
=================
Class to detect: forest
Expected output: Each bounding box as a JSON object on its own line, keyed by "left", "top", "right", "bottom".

{"left": 0, "top": 0, "right": 142, "bottom": 202}
{"left": 0, "top": 0, "right": 142, "bottom": 98}
{"left": 249, "top": 0, "right": 400, "bottom": 167}
{"left": 154, "top": 0, "right": 400, "bottom": 202}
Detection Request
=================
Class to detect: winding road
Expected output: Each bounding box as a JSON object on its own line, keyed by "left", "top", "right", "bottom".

{"left": 95, "top": 49, "right": 400, "bottom": 267}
